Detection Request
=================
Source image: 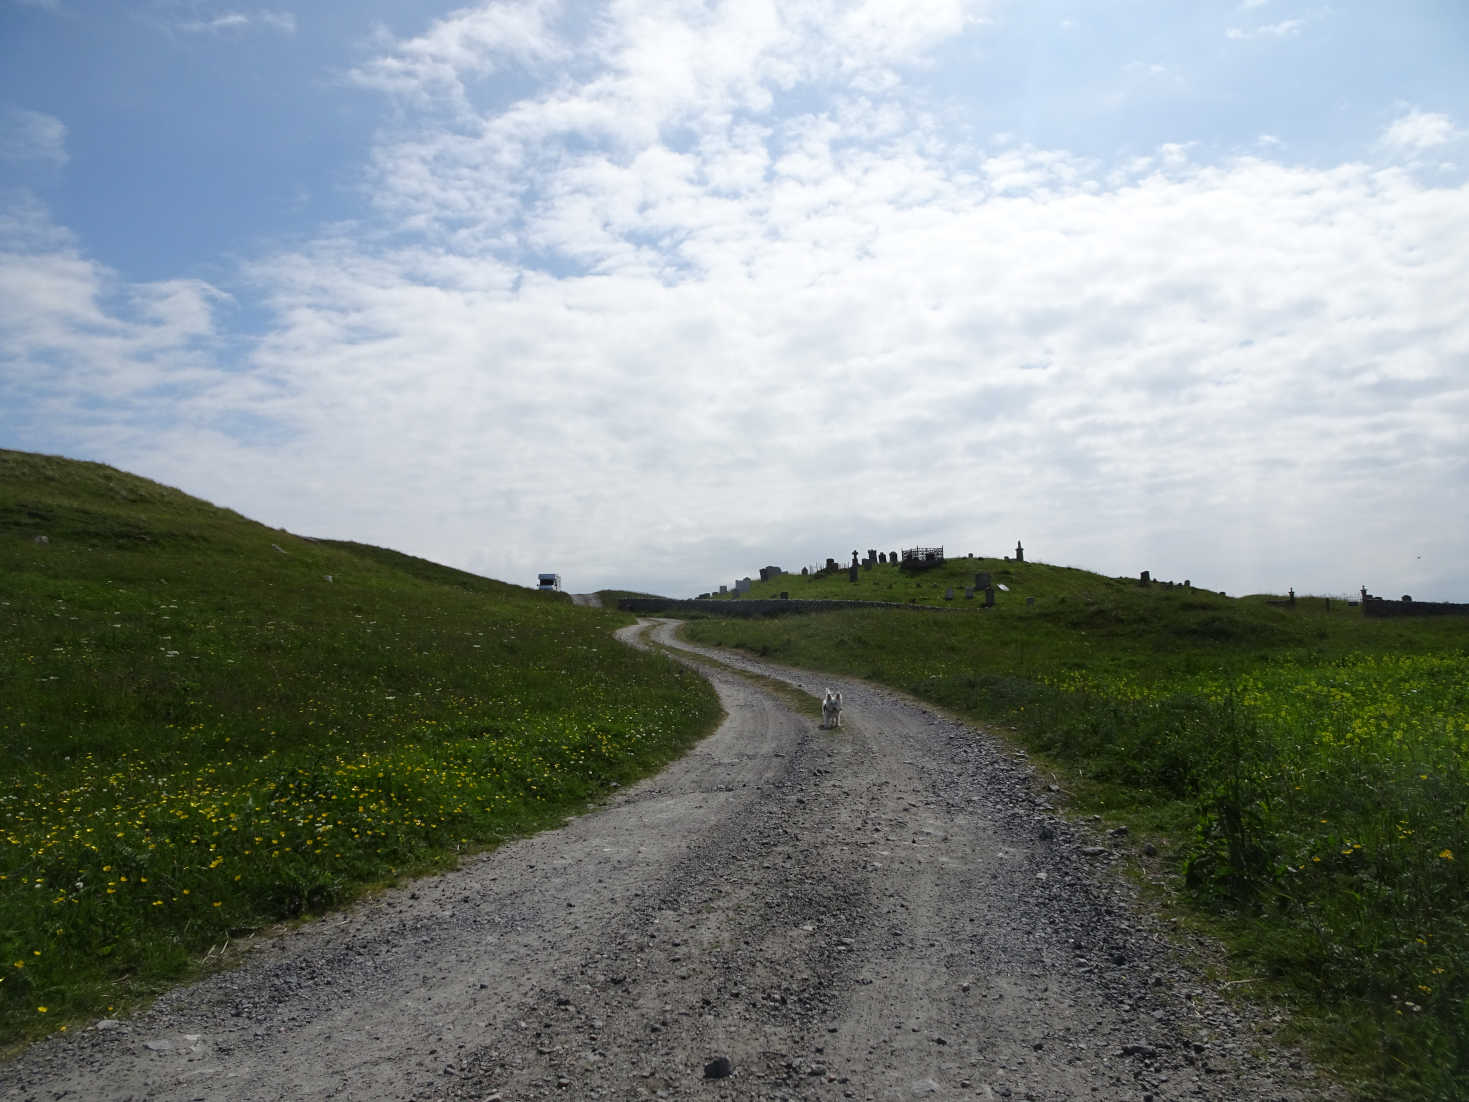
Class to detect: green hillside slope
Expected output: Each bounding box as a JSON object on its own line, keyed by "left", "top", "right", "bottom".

{"left": 709, "top": 554, "right": 1152, "bottom": 605}
{"left": 0, "top": 449, "right": 719, "bottom": 1045}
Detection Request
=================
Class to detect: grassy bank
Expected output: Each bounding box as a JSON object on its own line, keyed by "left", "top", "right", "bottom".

{"left": 683, "top": 560, "right": 1469, "bottom": 1100}
{"left": 0, "top": 450, "right": 721, "bottom": 1047}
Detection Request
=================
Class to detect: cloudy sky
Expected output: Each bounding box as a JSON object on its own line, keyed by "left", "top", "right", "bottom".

{"left": 3, "top": 1, "right": 1466, "bottom": 600}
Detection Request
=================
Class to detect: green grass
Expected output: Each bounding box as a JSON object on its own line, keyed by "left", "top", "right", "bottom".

{"left": 683, "top": 562, "right": 1469, "bottom": 1100}
{"left": 0, "top": 449, "right": 721, "bottom": 1047}
{"left": 707, "top": 553, "right": 1152, "bottom": 605}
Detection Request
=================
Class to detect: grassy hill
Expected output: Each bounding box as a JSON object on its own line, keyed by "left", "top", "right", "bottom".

{"left": 312, "top": 536, "right": 564, "bottom": 600}
{"left": 708, "top": 553, "right": 1172, "bottom": 605}
{"left": 706, "top": 553, "right": 1440, "bottom": 659}
{"left": 685, "top": 557, "right": 1469, "bottom": 1100}
{"left": 0, "top": 449, "right": 720, "bottom": 1046}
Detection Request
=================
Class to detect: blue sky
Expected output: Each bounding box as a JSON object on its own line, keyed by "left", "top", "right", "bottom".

{"left": 3, "top": 0, "right": 1467, "bottom": 600}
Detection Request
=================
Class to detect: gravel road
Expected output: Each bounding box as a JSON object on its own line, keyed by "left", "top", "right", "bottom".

{"left": 2, "top": 619, "right": 1341, "bottom": 1102}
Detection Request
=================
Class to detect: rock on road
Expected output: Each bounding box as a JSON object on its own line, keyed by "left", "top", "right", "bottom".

{"left": 1, "top": 619, "right": 1339, "bottom": 1102}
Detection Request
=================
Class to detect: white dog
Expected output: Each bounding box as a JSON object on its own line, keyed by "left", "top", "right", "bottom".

{"left": 821, "top": 688, "right": 843, "bottom": 729}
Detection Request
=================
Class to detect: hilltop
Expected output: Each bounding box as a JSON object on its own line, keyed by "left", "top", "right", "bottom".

{"left": 702, "top": 551, "right": 1213, "bottom": 607}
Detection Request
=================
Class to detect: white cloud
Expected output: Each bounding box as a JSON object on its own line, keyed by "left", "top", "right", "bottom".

{"left": 1226, "top": 18, "right": 1305, "bottom": 40}
{"left": 173, "top": 8, "right": 296, "bottom": 35}
{"left": 0, "top": 106, "right": 67, "bottom": 165}
{"left": 1380, "top": 109, "right": 1461, "bottom": 155}
{"left": 348, "top": 0, "right": 568, "bottom": 109}
{"left": 353, "top": 0, "right": 991, "bottom": 125}
{"left": 0, "top": 199, "right": 234, "bottom": 419}
{"left": 352, "top": 0, "right": 999, "bottom": 262}
{"left": 177, "top": 12, "right": 248, "bottom": 33}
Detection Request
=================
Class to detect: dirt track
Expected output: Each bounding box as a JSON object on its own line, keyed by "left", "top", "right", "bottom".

{"left": 2, "top": 619, "right": 1339, "bottom": 1101}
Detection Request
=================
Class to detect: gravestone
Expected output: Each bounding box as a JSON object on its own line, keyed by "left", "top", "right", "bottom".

{"left": 984, "top": 586, "right": 995, "bottom": 607}
{"left": 964, "top": 587, "right": 974, "bottom": 599}
{"left": 945, "top": 587, "right": 954, "bottom": 600}
{"left": 1140, "top": 570, "right": 1151, "bottom": 586}
{"left": 849, "top": 563, "right": 859, "bottom": 582}
{"left": 975, "top": 571, "right": 991, "bottom": 589}
{"left": 1015, "top": 541, "right": 1024, "bottom": 562}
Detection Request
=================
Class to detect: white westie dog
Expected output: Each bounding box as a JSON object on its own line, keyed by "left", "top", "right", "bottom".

{"left": 821, "top": 688, "right": 842, "bottom": 729}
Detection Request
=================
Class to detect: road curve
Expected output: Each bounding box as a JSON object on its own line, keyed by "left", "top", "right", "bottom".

{"left": 1, "top": 619, "right": 1338, "bottom": 1102}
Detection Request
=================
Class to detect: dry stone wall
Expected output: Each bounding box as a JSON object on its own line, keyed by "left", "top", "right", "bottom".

{"left": 1362, "top": 597, "right": 1469, "bottom": 618}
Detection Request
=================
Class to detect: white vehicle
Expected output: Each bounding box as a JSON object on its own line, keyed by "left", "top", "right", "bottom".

{"left": 537, "top": 572, "right": 561, "bottom": 592}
